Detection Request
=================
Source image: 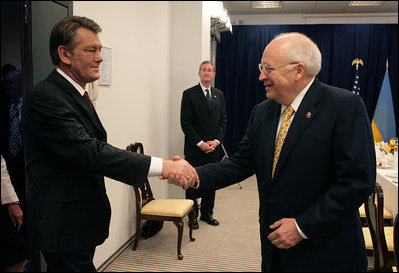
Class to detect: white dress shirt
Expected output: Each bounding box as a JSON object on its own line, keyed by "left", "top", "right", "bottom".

{"left": 1, "top": 155, "right": 19, "bottom": 205}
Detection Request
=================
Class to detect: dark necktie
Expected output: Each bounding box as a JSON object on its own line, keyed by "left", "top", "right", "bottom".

{"left": 205, "top": 89, "right": 212, "bottom": 108}
{"left": 9, "top": 100, "right": 22, "bottom": 156}
{"left": 83, "top": 91, "right": 94, "bottom": 112}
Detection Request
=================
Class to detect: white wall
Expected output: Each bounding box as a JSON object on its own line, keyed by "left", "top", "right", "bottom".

{"left": 73, "top": 1, "right": 211, "bottom": 268}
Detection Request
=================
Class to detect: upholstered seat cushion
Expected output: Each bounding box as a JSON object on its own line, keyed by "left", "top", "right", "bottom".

{"left": 359, "top": 204, "right": 393, "bottom": 220}
{"left": 141, "top": 199, "right": 194, "bottom": 217}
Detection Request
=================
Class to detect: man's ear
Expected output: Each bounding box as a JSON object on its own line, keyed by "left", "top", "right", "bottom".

{"left": 58, "top": 45, "right": 72, "bottom": 65}
{"left": 295, "top": 63, "right": 305, "bottom": 81}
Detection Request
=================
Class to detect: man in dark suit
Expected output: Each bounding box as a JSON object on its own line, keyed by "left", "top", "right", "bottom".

{"left": 197, "top": 32, "right": 375, "bottom": 271}
{"left": 23, "top": 16, "right": 198, "bottom": 272}
{"left": 180, "top": 61, "right": 227, "bottom": 229}
{"left": 0, "top": 70, "right": 27, "bottom": 237}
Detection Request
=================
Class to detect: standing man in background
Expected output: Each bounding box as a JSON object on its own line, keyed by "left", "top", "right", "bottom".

{"left": 180, "top": 61, "right": 227, "bottom": 229}
{"left": 0, "top": 70, "right": 27, "bottom": 238}
{"left": 196, "top": 33, "right": 375, "bottom": 271}
{"left": 24, "top": 16, "right": 198, "bottom": 272}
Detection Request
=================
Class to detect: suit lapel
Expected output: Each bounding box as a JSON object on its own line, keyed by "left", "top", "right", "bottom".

{"left": 195, "top": 84, "right": 209, "bottom": 110}
{"left": 51, "top": 71, "right": 106, "bottom": 135}
{"left": 209, "top": 87, "right": 218, "bottom": 112}
{"left": 273, "top": 79, "right": 321, "bottom": 179}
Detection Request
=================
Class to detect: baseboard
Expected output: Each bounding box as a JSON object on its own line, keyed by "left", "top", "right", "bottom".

{"left": 96, "top": 235, "right": 135, "bottom": 272}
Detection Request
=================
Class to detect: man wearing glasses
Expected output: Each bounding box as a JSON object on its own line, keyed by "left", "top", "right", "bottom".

{"left": 196, "top": 32, "right": 375, "bottom": 271}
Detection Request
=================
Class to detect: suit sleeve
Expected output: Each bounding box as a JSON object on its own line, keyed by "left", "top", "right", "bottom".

{"left": 180, "top": 90, "right": 202, "bottom": 145}
{"left": 296, "top": 94, "right": 376, "bottom": 243}
{"left": 25, "top": 88, "right": 151, "bottom": 186}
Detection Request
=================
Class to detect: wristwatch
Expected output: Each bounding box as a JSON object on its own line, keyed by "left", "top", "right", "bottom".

{"left": 6, "top": 201, "right": 19, "bottom": 206}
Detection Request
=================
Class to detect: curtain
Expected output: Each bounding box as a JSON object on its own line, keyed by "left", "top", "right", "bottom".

{"left": 215, "top": 24, "right": 398, "bottom": 155}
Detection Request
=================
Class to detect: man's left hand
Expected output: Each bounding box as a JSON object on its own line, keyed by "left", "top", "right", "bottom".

{"left": 267, "top": 218, "right": 303, "bottom": 249}
{"left": 205, "top": 140, "right": 218, "bottom": 153}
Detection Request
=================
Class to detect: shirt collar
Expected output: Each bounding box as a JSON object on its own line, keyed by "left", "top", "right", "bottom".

{"left": 281, "top": 77, "right": 315, "bottom": 114}
{"left": 199, "top": 82, "right": 212, "bottom": 94}
{"left": 56, "top": 67, "right": 88, "bottom": 96}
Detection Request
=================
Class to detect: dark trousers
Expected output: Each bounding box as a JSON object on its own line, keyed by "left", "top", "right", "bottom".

{"left": 185, "top": 155, "right": 218, "bottom": 218}
{"left": 42, "top": 248, "right": 96, "bottom": 272}
{"left": 186, "top": 187, "right": 216, "bottom": 217}
{"left": 262, "top": 246, "right": 282, "bottom": 272}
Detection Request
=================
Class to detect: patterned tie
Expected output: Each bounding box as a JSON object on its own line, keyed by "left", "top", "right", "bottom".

{"left": 205, "top": 89, "right": 212, "bottom": 109}
{"left": 9, "top": 100, "right": 22, "bottom": 156}
{"left": 272, "top": 106, "right": 295, "bottom": 178}
{"left": 83, "top": 91, "right": 94, "bottom": 112}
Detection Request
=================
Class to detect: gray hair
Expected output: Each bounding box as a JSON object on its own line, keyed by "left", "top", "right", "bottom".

{"left": 50, "top": 16, "right": 102, "bottom": 65}
{"left": 274, "top": 32, "right": 322, "bottom": 76}
{"left": 199, "top": 61, "right": 216, "bottom": 72}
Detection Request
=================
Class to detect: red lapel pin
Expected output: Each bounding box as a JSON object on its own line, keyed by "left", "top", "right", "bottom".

{"left": 306, "top": 112, "right": 311, "bottom": 119}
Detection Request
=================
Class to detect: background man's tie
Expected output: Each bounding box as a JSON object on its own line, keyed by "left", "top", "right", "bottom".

{"left": 272, "top": 106, "right": 295, "bottom": 178}
{"left": 83, "top": 91, "right": 94, "bottom": 112}
{"left": 9, "top": 100, "right": 22, "bottom": 156}
{"left": 205, "top": 89, "right": 212, "bottom": 109}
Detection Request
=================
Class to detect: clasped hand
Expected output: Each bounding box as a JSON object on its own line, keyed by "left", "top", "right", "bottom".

{"left": 200, "top": 141, "right": 218, "bottom": 154}
{"left": 159, "top": 156, "right": 199, "bottom": 190}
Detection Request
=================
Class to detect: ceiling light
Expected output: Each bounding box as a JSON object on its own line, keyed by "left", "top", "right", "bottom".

{"left": 348, "top": 1, "right": 383, "bottom": 7}
{"left": 251, "top": 1, "right": 281, "bottom": 9}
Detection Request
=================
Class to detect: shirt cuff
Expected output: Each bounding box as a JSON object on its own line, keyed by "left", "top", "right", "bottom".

{"left": 148, "top": 156, "right": 163, "bottom": 177}
{"left": 214, "top": 139, "right": 220, "bottom": 145}
{"left": 196, "top": 140, "right": 204, "bottom": 147}
{"left": 295, "top": 220, "right": 308, "bottom": 239}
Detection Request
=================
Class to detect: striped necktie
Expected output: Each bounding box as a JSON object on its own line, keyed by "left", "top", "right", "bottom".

{"left": 272, "top": 106, "right": 295, "bottom": 178}
{"left": 9, "top": 100, "right": 22, "bottom": 156}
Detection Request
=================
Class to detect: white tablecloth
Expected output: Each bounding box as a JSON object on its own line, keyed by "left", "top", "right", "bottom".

{"left": 377, "top": 167, "right": 398, "bottom": 219}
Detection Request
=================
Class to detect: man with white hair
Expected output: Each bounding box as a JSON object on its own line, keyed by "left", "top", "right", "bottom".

{"left": 197, "top": 32, "right": 375, "bottom": 271}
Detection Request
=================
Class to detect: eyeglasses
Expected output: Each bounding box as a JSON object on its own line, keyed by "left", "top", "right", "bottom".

{"left": 258, "top": 62, "right": 299, "bottom": 75}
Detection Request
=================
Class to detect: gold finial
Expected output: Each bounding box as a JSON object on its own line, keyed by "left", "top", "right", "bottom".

{"left": 386, "top": 59, "right": 389, "bottom": 70}
{"left": 351, "top": 58, "right": 364, "bottom": 71}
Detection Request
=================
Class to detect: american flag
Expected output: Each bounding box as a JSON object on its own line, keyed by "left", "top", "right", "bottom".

{"left": 351, "top": 70, "right": 360, "bottom": 95}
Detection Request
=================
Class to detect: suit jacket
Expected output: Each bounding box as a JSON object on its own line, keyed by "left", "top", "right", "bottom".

{"left": 24, "top": 69, "right": 151, "bottom": 252}
{"left": 0, "top": 96, "right": 26, "bottom": 207}
{"left": 180, "top": 84, "right": 227, "bottom": 162}
{"left": 197, "top": 79, "right": 376, "bottom": 271}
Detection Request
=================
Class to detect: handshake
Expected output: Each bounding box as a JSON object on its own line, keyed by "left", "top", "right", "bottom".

{"left": 159, "top": 156, "right": 199, "bottom": 190}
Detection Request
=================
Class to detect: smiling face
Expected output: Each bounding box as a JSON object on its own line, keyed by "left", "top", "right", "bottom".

{"left": 58, "top": 27, "right": 103, "bottom": 88}
{"left": 258, "top": 39, "right": 300, "bottom": 105}
{"left": 198, "top": 63, "right": 215, "bottom": 87}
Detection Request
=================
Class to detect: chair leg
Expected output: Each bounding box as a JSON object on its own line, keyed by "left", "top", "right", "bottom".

{"left": 133, "top": 219, "right": 141, "bottom": 250}
{"left": 174, "top": 220, "right": 184, "bottom": 260}
{"left": 188, "top": 209, "right": 196, "bottom": 241}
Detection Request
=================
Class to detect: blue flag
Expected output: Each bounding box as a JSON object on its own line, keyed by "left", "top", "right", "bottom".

{"left": 372, "top": 68, "right": 396, "bottom": 142}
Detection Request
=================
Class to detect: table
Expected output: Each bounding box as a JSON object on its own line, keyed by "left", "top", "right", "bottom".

{"left": 377, "top": 167, "right": 398, "bottom": 219}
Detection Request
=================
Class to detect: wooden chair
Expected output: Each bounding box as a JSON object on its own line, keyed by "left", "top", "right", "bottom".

{"left": 359, "top": 203, "right": 393, "bottom": 226}
{"left": 126, "top": 142, "right": 196, "bottom": 260}
{"left": 362, "top": 183, "right": 393, "bottom": 271}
